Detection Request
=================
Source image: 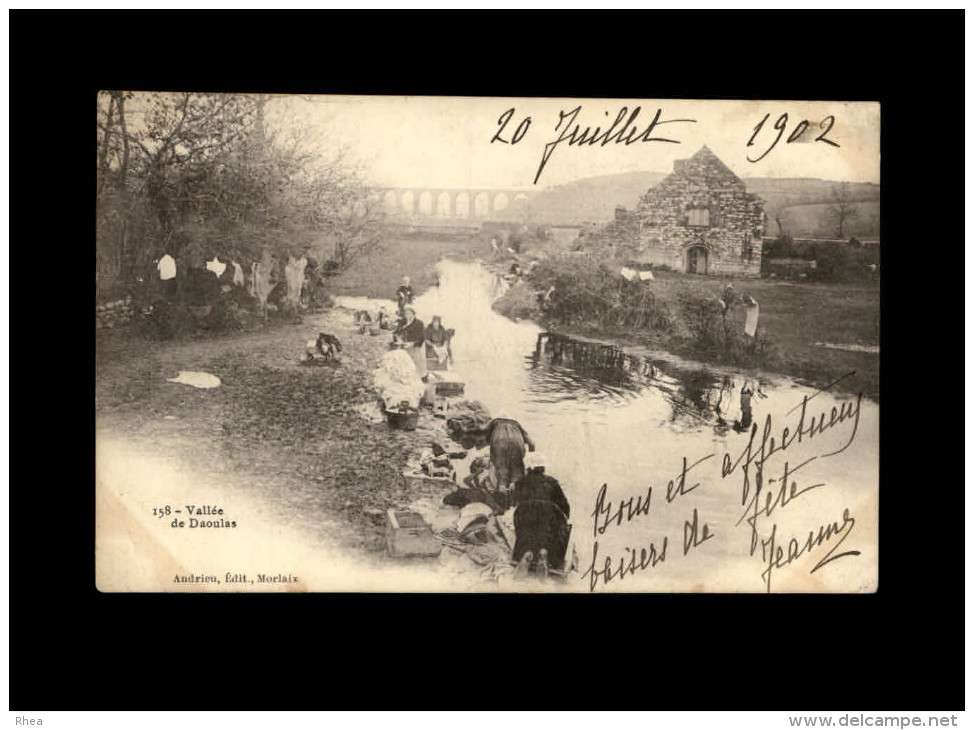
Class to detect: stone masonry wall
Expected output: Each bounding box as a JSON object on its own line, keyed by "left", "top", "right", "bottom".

{"left": 608, "top": 146, "right": 766, "bottom": 277}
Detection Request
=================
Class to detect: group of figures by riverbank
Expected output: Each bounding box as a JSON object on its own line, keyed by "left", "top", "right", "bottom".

{"left": 353, "top": 276, "right": 581, "bottom": 583}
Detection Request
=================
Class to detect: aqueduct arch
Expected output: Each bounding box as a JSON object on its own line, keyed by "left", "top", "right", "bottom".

{"left": 376, "top": 187, "right": 537, "bottom": 220}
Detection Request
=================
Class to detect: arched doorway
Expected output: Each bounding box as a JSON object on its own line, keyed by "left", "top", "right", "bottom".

{"left": 686, "top": 245, "right": 709, "bottom": 275}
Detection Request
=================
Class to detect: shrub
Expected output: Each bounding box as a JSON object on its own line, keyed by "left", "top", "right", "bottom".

{"left": 520, "top": 255, "right": 674, "bottom": 331}
{"left": 492, "top": 280, "right": 540, "bottom": 320}
{"left": 670, "top": 283, "right": 779, "bottom": 367}
{"left": 673, "top": 285, "right": 724, "bottom": 349}
{"left": 812, "top": 242, "right": 856, "bottom": 281}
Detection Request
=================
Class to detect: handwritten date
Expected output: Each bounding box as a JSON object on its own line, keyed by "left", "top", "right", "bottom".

{"left": 746, "top": 112, "right": 840, "bottom": 163}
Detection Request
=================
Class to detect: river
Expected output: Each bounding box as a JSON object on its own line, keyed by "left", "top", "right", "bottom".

{"left": 338, "top": 258, "right": 879, "bottom": 593}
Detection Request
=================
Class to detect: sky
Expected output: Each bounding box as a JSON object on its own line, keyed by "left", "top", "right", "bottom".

{"left": 265, "top": 94, "right": 881, "bottom": 190}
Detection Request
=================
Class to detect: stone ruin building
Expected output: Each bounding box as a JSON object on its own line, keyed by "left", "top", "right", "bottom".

{"left": 601, "top": 146, "right": 766, "bottom": 277}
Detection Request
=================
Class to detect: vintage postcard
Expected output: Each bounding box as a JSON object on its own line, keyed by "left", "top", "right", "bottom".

{"left": 95, "top": 94, "right": 879, "bottom": 593}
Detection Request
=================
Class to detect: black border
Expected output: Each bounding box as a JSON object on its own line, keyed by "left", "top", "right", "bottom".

{"left": 11, "top": 9, "right": 964, "bottom": 712}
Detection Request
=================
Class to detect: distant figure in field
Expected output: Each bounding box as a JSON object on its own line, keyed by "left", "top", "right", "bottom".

{"left": 719, "top": 284, "right": 736, "bottom": 315}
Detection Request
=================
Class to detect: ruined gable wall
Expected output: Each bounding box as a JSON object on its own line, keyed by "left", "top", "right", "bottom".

{"left": 618, "top": 150, "right": 767, "bottom": 276}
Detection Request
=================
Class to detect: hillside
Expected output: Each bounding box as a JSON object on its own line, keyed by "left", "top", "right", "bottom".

{"left": 746, "top": 178, "right": 880, "bottom": 237}
{"left": 767, "top": 201, "right": 881, "bottom": 239}
{"left": 506, "top": 171, "right": 880, "bottom": 238}
{"left": 506, "top": 170, "right": 666, "bottom": 225}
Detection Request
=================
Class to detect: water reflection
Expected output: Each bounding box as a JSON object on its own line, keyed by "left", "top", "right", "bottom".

{"left": 523, "top": 328, "right": 770, "bottom": 433}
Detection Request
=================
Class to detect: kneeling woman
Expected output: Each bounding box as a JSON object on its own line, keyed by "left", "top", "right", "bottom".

{"left": 511, "top": 452, "right": 572, "bottom": 577}
{"left": 424, "top": 315, "right": 454, "bottom": 370}
{"left": 394, "top": 307, "right": 427, "bottom": 377}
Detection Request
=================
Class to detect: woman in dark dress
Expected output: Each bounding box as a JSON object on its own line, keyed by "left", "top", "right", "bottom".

{"left": 393, "top": 306, "right": 426, "bottom": 376}
{"left": 511, "top": 452, "right": 572, "bottom": 574}
{"left": 424, "top": 315, "right": 454, "bottom": 368}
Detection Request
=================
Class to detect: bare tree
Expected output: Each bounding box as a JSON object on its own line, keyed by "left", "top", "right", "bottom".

{"left": 828, "top": 182, "right": 859, "bottom": 239}
{"left": 96, "top": 91, "right": 385, "bottom": 289}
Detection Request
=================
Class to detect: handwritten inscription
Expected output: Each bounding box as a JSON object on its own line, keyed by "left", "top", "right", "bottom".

{"left": 578, "top": 377, "right": 867, "bottom": 593}
{"left": 683, "top": 508, "right": 714, "bottom": 555}
{"left": 721, "top": 391, "right": 863, "bottom": 510}
{"left": 761, "top": 510, "right": 859, "bottom": 592}
{"left": 582, "top": 456, "right": 710, "bottom": 591}
{"left": 581, "top": 537, "right": 668, "bottom": 593}
{"left": 490, "top": 105, "right": 697, "bottom": 186}
{"left": 491, "top": 105, "right": 844, "bottom": 183}
{"left": 534, "top": 106, "right": 697, "bottom": 185}
{"left": 746, "top": 112, "right": 840, "bottom": 163}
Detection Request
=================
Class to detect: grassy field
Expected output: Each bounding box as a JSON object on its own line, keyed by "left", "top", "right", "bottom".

{"left": 328, "top": 234, "right": 486, "bottom": 300}
{"left": 655, "top": 270, "right": 880, "bottom": 399}
{"left": 775, "top": 201, "right": 881, "bottom": 239}
{"left": 493, "top": 252, "right": 881, "bottom": 400}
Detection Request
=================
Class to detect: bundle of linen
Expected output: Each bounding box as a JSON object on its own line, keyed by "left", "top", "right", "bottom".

{"left": 373, "top": 349, "right": 425, "bottom": 410}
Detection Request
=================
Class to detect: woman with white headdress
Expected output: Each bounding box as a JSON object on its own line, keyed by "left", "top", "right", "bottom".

{"left": 510, "top": 451, "right": 573, "bottom": 578}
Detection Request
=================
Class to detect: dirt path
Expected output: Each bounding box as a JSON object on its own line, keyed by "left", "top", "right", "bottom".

{"left": 95, "top": 308, "right": 453, "bottom": 559}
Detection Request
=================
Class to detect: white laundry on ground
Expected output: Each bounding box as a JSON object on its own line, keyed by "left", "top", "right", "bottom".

{"left": 166, "top": 371, "right": 221, "bottom": 389}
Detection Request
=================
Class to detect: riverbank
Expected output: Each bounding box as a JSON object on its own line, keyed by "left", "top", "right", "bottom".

{"left": 490, "top": 261, "right": 880, "bottom": 401}
{"left": 95, "top": 306, "right": 461, "bottom": 556}
{"left": 96, "top": 233, "right": 501, "bottom": 563}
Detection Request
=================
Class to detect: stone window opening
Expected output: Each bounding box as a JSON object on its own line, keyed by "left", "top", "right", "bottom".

{"left": 686, "top": 206, "right": 711, "bottom": 228}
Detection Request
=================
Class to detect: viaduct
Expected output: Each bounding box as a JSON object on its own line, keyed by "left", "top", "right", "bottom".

{"left": 374, "top": 187, "right": 538, "bottom": 220}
